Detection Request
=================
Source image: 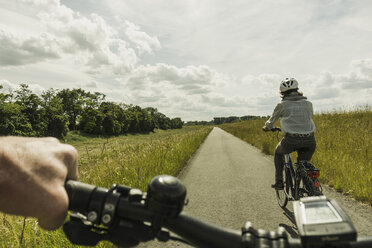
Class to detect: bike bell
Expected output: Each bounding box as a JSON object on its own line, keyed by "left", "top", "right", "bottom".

{"left": 146, "top": 175, "right": 187, "bottom": 218}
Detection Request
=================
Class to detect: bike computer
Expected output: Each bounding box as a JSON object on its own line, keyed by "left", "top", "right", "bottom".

{"left": 293, "top": 196, "right": 357, "bottom": 246}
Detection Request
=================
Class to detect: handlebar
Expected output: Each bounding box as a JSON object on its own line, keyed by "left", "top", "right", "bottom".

{"left": 64, "top": 177, "right": 372, "bottom": 248}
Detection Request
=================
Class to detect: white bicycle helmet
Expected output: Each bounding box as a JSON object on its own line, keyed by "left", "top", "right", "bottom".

{"left": 280, "top": 77, "right": 299, "bottom": 93}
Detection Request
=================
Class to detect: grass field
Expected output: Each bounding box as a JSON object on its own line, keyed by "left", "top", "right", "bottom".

{"left": 219, "top": 107, "right": 372, "bottom": 205}
{"left": 0, "top": 126, "right": 213, "bottom": 247}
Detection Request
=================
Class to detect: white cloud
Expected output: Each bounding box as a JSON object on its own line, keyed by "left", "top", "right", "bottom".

{"left": 241, "top": 74, "right": 281, "bottom": 94}
{"left": 122, "top": 63, "right": 221, "bottom": 94}
{"left": 278, "top": 60, "right": 372, "bottom": 114}
{"left": 0, "top": 0, "right": 154, "bottom": 75}
{"left": 119, "top": 57, "right": 372, "bottom": 120}
{"left": 0, "top": 30, "right": 60, "bottom": 66}
{"left": 37, "top": 3, "right": 139, "bottom": 73}
{"left": 105, "top": 0, "right": 372, "bottom": 78}
{"left": 20, "top": 0, "right": 59, "bottom": 7}
{"left": 0, "top": 80, "right": 18, "bottom": 93}
{"left": 0, "top": 79, "right": 45, "bottom": 95}
{"left": 85, "top": 81, "right": 97, "bottom": 88}
{"left": 125, "top": 21, "right": 161, "bottom": 54}
{"left": 118, "top": 63, "right": 257, "bottom": 120}
{"left": 238, "top": 59, "right": 372, "bottom": 116}
{"left": 301, "top": 72, "right": 340, "bottom": 101}
{"left": 339, "top": 59, "right": 372, "bottom": 89}
{"left": 1, "top": 0, "right": 372, "bottom": 121}
{"left": 353, "top": 59, "right": 372, "bottom": 78}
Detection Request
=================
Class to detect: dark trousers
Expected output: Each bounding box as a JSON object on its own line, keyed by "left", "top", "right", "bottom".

{"left": 274, "top": 135, "right": 316, "bottom": 183}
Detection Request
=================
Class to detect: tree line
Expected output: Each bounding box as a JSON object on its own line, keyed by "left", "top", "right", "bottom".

{"left": 0, "top": 84, "right": 183, "bottom": 138}
{"left": 185, "top": 115, "right": 264, "bottom": 126}
{"left": 213, "top": 115, "right": 263, "bottom": 124}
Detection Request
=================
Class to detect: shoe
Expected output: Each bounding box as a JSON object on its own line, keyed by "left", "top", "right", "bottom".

{"left": 271, "top": 182, "right": 284, "bottom": 190}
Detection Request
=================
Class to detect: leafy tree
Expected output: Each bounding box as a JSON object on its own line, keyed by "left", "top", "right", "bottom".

{"left": 41, "top": 89, "right": 69, "bottom": 138}
{"left": 151, "top": 110, "right": 171, "bottom": 130}
{"left": 125, "top": 105, "right": 142, "bottom": 133}
{"left": 240, "top": 115, "right": 260, "bottom": 121}
{"left": 14, "top": 84, "right": 44, "bottom": 135}
{"left": 171, "top": 117, "right": 183, "bottom": 129}
{"left": 0, "top": 85, "right": 33, "bottom": 136}
{"left": 144, "top": 107, "right": 168, "bottom": 130}
{"left": 213, "top": 117, "right": 223, "bottom": 125}
{"left": 123, "top": 105, "right": 154, "bottom": 133}
{"left": 0, "top": 102, "right": 33, "bottom": 136}
{"left": 1, "top": 84, "right": 183, "bottom": 137}
{"left": 0, "top": 85, "right": 11, "bottom": 103}
{"left": 84, "top": 91, "right": 106, "bottom": 109}
{"left": 57, "top": 89, "right": 86, "bottom": 130}
{"left": 100, "top": 102, "right": 126, "bottom": 135}
{"left": 159, "top": 115, "right": 171, "bottom": 130}
{"left": 138, "top": 108, "right": 155, "bottom": 132}
{"left": 79, "top": 107, "right": 104, "bottom": 134}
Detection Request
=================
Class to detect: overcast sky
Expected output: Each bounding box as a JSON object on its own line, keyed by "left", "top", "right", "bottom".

{"left": 0, "top": 0, "right": 371, "bottom": 121}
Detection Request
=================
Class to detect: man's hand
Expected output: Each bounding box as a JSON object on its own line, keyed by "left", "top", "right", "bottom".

{"left": 0, "top": 137, "right": 78, "bottom": 230}
{"left": 262, "top": 126, "right": 271, "bottom": 132}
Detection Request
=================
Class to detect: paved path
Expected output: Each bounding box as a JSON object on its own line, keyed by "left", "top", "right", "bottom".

{"left": 140, "top": 127, "right": 372, "bottom": 247}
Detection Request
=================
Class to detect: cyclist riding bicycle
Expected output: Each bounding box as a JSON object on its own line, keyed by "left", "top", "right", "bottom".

{"left": 262, "top": 77, "right": 316, "bottom": 190}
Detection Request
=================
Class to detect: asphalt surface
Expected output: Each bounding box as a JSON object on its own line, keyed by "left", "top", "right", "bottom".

{"left": 139, "top": 127, "right": 372, "bottom": 247}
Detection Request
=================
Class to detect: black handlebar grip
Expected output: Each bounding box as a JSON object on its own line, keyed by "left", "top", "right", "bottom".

{"left": 65, "top": 180, "right": 97, "bottom": 213}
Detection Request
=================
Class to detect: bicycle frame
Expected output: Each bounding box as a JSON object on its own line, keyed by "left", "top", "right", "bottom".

{"left": 283, "top": 154, "right": 296, "bottom": 200}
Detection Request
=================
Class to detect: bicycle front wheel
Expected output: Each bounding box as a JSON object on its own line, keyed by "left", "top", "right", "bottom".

{"left": 276, "top": 188, "right": 288, "bottom": 208}
{"left": 276, "top": 171, "right": 290, "bottom": 208}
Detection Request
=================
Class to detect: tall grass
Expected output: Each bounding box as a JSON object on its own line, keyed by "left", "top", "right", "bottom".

{"left": 220, "top": 107, "right": 372, "bottom": 205}
{"left": 0, "top": 126, "right": 212, "bottom": 247}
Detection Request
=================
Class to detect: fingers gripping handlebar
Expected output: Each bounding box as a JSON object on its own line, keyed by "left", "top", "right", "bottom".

{"left": 64, "top": 176, "right": 292, "bottom": 248}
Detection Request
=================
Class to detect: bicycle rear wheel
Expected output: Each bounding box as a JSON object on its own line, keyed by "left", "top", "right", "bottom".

{"left": 304, "top": 175, "right": 316, "bottom": 196}
{"left": 312, "top": 178, "right": 323, "bottom": 196}
{"left": 295, "top": 176, "right": 314, "bottom": 199}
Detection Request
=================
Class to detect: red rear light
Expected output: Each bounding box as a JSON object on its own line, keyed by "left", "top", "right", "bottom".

{"left": 314, "top": 181, "right": 320, "bottom": 188}
{"left": 307, "top": 170, "right": 320, "bottom": 178}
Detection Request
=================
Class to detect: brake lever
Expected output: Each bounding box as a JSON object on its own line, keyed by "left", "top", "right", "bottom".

{"left": 64, "top": 212, "right": 157, "bottom": 247}
{"left": 63, "top": 216, "right": 105, "bottom": 246}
